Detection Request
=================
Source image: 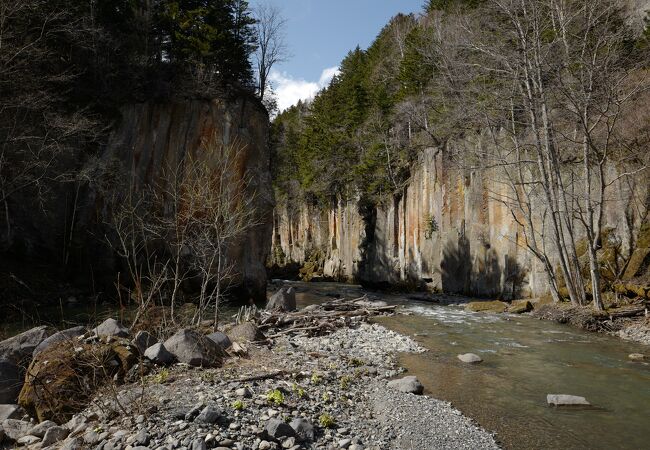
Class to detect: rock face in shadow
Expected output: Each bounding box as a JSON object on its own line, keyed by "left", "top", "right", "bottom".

{"left": 1, "top": 96, "right": 272, "bottom": 303}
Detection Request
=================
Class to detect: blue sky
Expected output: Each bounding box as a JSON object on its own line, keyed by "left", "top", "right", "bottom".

{"left": 250, "top": 0, "right": 427, "bottom": 111}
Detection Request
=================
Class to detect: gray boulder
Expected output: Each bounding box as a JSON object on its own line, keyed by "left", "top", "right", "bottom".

{"left": 163, "top": 329, "right": 224, "bottom": 367}
{"left": 42, "top": 426, "right": 70, "bottom": 446}
{"left": 387, "top": 376, "right": 424, "bottom": 395}
{"left": 0, "top": 326, "right": 50, "bottom": 363}
{"left": 195, "top": 405, "right": 221, "bottom": 424}
{"left": 227, "top": 322, "right": 266, "bottom": 343}
{"left": 266, "top": 287, "right": 297, "bottom": 312}
{"left": 206, "top": 331, "right": 232, "bottom": 350}
{"left": 0, "top": 404, "right": 25, "bottom": 420}
{"left": 2, "top": 418, "right": 32, "bottom": 441}
{"left": 144, "top": 343, "right": 175, "bottom": 365}
{"left": 92, "top": 318, "right": 129, "bottom": 338}
{"left": 33, "top": 326, "right": 86, "bottom": 357}
{"left": 0, "top": 358, "right": 22, "bottom": 403}
{"left": 28, "top": 420, "right": 56, "bottom": 438}
{"left": 547, "top": 394, "right": 590, "bottom": 406}
{"left": 61, "top": 437, "right": 83, "bottom": 450}
{"left": 458, "top": 353, "right": 483, "bottom": 364}
{"left": 132, "top": 331, "right": 157, "bottom": 355}
{"left": 17, "top": 435, "right": 40, "bottom": 445}
{"left": 289, "top": 418, "right": 314, "bottom": 442}
{"left": 265, "top": 418, "right": 295, "bottom": 440}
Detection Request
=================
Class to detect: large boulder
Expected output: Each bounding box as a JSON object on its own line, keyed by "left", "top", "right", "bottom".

{"left": 387, "top": 376, "right": 424, "bottom": 395}
{"left": 33, "top": 326, "right": 86, "bottom": 357}
{"left": 0, "top": 358, "right": 22, "bottom": 403}
{"left": 547, "top": 394, "right": 590, "bottom": 406}
{"left": 1, "top": 418, "right": 32, "bottom": 442}
{"left": 92, "top": 318, "right": 129, "bottom": 338}
{"left": 0, "top": 326, "right": 50, "bottom": 363}
{"left": 144, "top": 343, "right": 176, "bottom": 365}
{"left": 163, "top": 329, "right": 223, "bottom": 367}
{"left": 266, "top": 287, "right": 296, "bottom": 312}
{"left": 465, "top": 301, "right": 508, "bottom": 313}
{"left": 206, "top": 331, "right": 232, "bottom": 350}
{"left": 227, "top": 322, "right": 266, "bottom": 343}
{"left": 18, "top": 339, "right": 137, "bottom": 423}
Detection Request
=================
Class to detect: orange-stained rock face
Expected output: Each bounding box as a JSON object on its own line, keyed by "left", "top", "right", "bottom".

{"left": 106, "top": 98, "right": 273, "bottom": 300}
{"left": 271, "top": 142, "right": 647, "bottom": 298}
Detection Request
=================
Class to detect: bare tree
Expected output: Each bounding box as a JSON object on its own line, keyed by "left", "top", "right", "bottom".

{"left": 253, "top": 3, "right": 289, "bottom": 104}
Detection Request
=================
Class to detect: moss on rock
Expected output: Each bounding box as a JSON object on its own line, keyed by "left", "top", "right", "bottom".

{"left": 465, "top": 301, "right": 508, "bottom": 313}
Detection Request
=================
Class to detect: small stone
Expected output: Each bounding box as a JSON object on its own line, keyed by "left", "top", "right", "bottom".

{"left": 185, "top": 404, "right": 203, "bottom": 421}
{"left": 192, "top": 438, "right": 207, "bottom": 450}
{"left": 206, "top": 332, "right": 232, "bottom": 350}
{"left": 144, "top": 343, "right": 176, "bottom": 365}
{"left": 61, "top": 437, "right": 83, "bottom": 450}
{"left": 338, "top": 438, "right": 352, "bottom": 448}
{"left": 229, "top": 422, "right": 241, "bottom": 430}
{"left": 265, "top": 418, "right": 295, "bottom": 440}
{"left": 628, "top": 353, "right": 645, "bottom": 361}
{"left": 196, "top": 405, "right": 221, "bottom": 424}
{"left": 42, "top": 426, "right": 70, "bottom": 446}
{"left": 133, "top": 428, "right": 150, "bottom": 446}
{"left": 457, "top": 353, "right": 483, "bottom": 364}
{"left": 235, "top": 387, "right": 252, "bottom": 398}
{"left": 17, "top": 434, "right": 41, "bottom": 445}
{"left": 2, "top": 418, "right": 32, "bottom": 441}
{"left": 547, "top": 394, "right": 590, "bottom": 406}
{"left": 282, "top": 436, "right": 296, "bottom": 448}
{"left": 289, "top": 418, "right": 314, "bottom": 442}
{"left": 92, "top": 318, "right": 129, "bottom": 338}
{"left": 259, "top": 441, "right": 272, "bottom": 450}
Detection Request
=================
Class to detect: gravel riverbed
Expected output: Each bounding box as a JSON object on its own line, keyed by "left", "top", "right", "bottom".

{"left": 20, "top": 323, "right": 500, "bottom": 450}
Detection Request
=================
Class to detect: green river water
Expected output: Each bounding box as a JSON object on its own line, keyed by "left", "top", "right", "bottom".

{"left": 3, "top": 281, "right": 649, "bottom": 450}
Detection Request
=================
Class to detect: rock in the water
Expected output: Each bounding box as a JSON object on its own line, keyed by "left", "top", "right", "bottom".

{"left": 2, "top": 418, "right": 32, "bottom": 441}
{"left": 0, "top": 326, "right": 50, "bottom": 363}
{"left": 465, "top": 301, "right": 508, "bottom": 313}
{"left": 144, "top": 343, "right": 175, "bottom": 365}
{"left": 227, "top": 322, "right": 266, "bottom": 343}
{"left": 547, "top": 394, "right": 590, "bottom": 406}
{"left": 628, "top": 353, "right": 645, "bottom": 361}
{"left": 0, "top": 359, "right": 22, "bottom": 403}
{"left": 289, "top": 418, "right": 314, "bottom": 442}
{"left": 266, "top": 287, "right": 297, "bottom": 312}
{"left": 206, "top": 331, "right": 232, "bottom": 350}
{"left": 387, "top": 376, "right": 424, "bottom": 395}
{"left": 163, "top": 329, "right": 223, "bottom": 367}
{"left": 195, "top": 405, "right": 221, "bottom": 424}
{"left": 265, "top": 418, "right": 296, "bottom": 440}
{"left": 458, "top": 353, "right": 483, "bottom": 364}
{"left": 92, "top": 318, "right": 129, "bottom": 338}
{"left": 132, "top": 331, "right": 157, "bottom": 354}
{"left": 42, "top": 425, "right": 70, "bottom": 446}
{"left": 28, "top": 420, "right": 57, "bottom": 437}
{"left": 508, "top": 300, "right": 533, "bottom": 314}
{"left": 0, "top": 404, "right": 25, "bottom": 420}
{"left": 33, "top": 326, "right": 85, "bottom": 357}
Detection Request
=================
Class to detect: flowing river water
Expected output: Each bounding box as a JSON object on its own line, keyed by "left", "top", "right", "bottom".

{"left": 4, "top": 281, "right": 650, "bottom": 449}
{"left": 290, "top": 281, "right": 650, "bottom": 450}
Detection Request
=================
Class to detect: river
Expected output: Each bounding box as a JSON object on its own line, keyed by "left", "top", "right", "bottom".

{"left": 290, "top": 281, "right": 650, "bottom": 450}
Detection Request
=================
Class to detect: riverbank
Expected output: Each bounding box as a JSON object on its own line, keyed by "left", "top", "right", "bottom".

{"left": 0, "top": 306, "right": 500, "bottom": 449}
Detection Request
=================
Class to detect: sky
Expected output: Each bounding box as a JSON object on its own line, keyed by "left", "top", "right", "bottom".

{"left": 250, "top": 0, "right": 427, "bottom": 112}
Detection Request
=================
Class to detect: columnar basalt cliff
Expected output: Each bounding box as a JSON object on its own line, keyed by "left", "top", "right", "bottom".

{"left": 272, "top": 143, "right": 648, "bottom": 299}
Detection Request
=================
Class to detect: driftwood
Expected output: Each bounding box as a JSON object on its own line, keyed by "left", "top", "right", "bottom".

{"left": 607, "top": 306, "right": 646, "bottom": 319}
{"left": 260, "top": 295, "right": 396, "bottom": 338}
{"left": 234, "top": 370, "right": 287, "bottom": 383}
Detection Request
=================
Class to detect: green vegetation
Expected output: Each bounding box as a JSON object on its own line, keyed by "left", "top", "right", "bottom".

{"left": 319, "top": 413, "right": 336, "bottom": 428}
{"left": 151, "top": 368, "right": 170, "bottom": 384}
{"left": 266, "top": 389, "right": 285, "bottom": 405}
{"left": 232, "top": 400, "right": 245, "bottom": 410}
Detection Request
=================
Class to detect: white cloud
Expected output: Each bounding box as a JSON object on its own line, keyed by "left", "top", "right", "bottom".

{"left": 269, "top": 66, "right": 340, "bottom": 113}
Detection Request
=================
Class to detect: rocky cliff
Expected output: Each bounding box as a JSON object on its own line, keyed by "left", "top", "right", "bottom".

{"left": 2, "top": 96, "right": 273, "bottom": 301}
{"left": 272, "top": 142, "right": 648, "bottom": 299}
